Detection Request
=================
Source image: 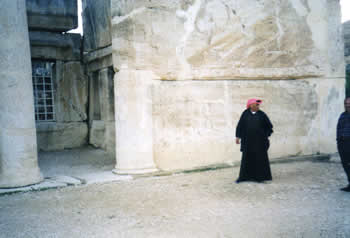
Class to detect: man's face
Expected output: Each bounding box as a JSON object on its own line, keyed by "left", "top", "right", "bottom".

{"left": 250, "top": 103, "right": 260, "bottom": 112}
{"left": 345, "top": 98, "right": 350, "bottom": 112}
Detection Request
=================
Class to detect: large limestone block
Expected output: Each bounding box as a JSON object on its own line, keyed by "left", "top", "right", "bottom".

{"left": 0, "top": 0, "right": 43, "bottom": 187}
{"left": 112, "top": 0, "right": 343, "bottom": 80}
{"left": 56, "top": 62, "right": 88, "bottom": 122}
{"left": 29, "top": 32, "right": 81, "bottom": 61}
{"left": 36, "top": 122, "right": 88, "bottom": 151}
{"left": 26, "top": 0, "right": 78, "bottom": 32}
{"left": 153, "top": 78, "right": 344, "bottom": 171}
{"left": 82, "top": 0, "right": 112, "bottom": 52}
{"left": 325, "top": 0, "right": 345, "bottom": 77}
{"left": 29, "top": 32, "right": 81, "bottom": 49}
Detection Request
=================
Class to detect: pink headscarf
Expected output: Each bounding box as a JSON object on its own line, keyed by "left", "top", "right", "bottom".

{"left": 246, "top": 98, "right": 262, "bottom": 109}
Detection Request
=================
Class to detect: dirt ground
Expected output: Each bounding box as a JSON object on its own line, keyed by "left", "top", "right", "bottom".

{"left": 0, "top": 159, "right": 349, "bottom": 238}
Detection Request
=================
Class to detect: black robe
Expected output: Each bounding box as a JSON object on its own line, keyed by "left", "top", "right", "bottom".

{"left": 235, "top": 109, "right": 273, "bottom": 182}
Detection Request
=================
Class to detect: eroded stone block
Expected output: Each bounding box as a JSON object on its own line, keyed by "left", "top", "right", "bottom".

{"left": 152, "top": 78, "right": 344, "bottom": 170}
{"left": 111, "top": 0, "right": 343, "bottom": 80}
{"left": 36, "top": 122, "right": 88, "bottom": 151}
{"left": 82, "top": 0, "right": 112, "bottom": 51}
{"left": 26, "top": 0, "right": 78, "bottom": 32}
{"left": 56, "top": 62, "right": 88, "bottom": 122}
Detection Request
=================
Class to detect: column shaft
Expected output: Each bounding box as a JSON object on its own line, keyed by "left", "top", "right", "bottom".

{"left": 0, "top": 0, "right": 43, "bottom": 187}
{"left": 113, "top": 69, "right": 157, "bottom": 174}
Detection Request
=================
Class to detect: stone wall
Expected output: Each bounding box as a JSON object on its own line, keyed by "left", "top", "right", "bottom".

{"left": 112, "top": 0, "right": 344, "bottom": 80}
{"left": 82, "top": 0, "right": 116, "bottom": 157}
{"left": 27, "top": 0, "right": 88, "bottom": 151}
{"left": 33, "top": 60, "right": 88, "bottom": 152}
{"left": 112, "top": 0, "right": 345, "bottom": 172}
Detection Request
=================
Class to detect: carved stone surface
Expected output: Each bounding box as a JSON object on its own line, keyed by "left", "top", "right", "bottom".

{"left": 152, "top": 78, "right": 344, "bottom": 170}
{"left": 26, "top": 0, "right": 78, "bottom": 32}
{"left": 111, "top": 0, "right": 344, "bottom": 80}
{"left": 111, "top": 0, "right": 345, "bottom": 171}
{"left": 56, "top": 62, "right": 88, "bottom": 122}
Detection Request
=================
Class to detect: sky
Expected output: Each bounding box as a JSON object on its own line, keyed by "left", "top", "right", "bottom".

{"left": 69, "top": 0, "right": 350, "bottom": 35}
{"left": 341, "top": 0, "right": 350, "bottom": 23}
{"left": 68, "top": 0, "right": 82, "bottom": 34}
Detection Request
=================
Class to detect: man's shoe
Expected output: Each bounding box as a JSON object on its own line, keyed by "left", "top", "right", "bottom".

{"left": 340, "top": 185, "right": 350, "bottom": 192}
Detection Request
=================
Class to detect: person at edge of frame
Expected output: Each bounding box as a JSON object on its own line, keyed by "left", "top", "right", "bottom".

{"left": 235, "top": 98, "right": 273, "bottom": 183}
{"left": 336, "top": 97, "right": 350, "bottom": 192}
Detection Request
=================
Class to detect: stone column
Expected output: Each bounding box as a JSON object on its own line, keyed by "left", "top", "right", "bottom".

{"left": 113, "top": 68, "right": 158, "bottom": 174}
{"left": 99, "top": 68, "right": 116, "bottom": 156}
{"left": 0, "top": 0, "right": 43, "bottom": 187}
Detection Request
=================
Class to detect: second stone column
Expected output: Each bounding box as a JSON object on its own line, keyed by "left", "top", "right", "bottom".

{"left": 113, "top": 68, "right": 158, "bottom": 174}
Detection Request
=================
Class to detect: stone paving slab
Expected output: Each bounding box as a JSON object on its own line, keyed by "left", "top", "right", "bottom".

{"left": 0, "top": 179, "right": 67, "bottom": 195}
{"left": 0, "top": 173, "right": 133, "bottom": 196}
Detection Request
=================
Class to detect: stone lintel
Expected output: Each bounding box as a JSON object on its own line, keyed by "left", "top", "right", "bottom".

{"left": 29, "top": 31, "right": 81, "bottom": 49}
{"left": 30, "top": 46, "right": 80, "bottom": 61}
{"left": 29, "top": 32, "right": 81, "bottom": 61}
{"left": 28, "top": 14, "right": 78, "bottom": 32}
{"left": 26, "top": 0, "right": 77, "bottom": 32}
{"left": 84, "top": 46, "right": 113, "bottom": 72}
{"left": 84, "top": 46, "right": 112, "bottom": 63}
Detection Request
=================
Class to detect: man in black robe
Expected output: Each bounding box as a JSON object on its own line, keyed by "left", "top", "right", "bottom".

{"left": 235, "top": 98, "right": 273, "bottom": 183}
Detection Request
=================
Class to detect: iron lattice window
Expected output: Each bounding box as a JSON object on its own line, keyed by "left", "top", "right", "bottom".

{"left": 32, "top": 61, "right": 56, "bottom": 122}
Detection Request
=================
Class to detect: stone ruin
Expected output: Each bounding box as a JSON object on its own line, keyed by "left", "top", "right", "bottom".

{"left": 0, "top": 0, "right": 346, "bottom": 187}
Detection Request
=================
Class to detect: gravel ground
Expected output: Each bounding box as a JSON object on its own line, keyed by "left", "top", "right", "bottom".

{"left": 0, "top": 159, "right": 349, "bottom": 238}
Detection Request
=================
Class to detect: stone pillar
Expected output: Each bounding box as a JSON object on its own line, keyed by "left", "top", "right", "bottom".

{"left": 99, "top": 68, "right": 116, "bottom": 156}
{"left": 113, "top": 68, "right": 158, "bottom": 174}
{"left": 0, "top": 0, "right": 43, "bottom": 187}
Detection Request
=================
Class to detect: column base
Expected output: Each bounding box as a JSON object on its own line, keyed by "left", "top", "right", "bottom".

{"left": 112, "top": 167, "right": 158, "bottom": 175}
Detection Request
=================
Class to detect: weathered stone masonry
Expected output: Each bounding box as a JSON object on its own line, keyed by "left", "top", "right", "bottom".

{"left": 83, "top": 0, "right": 116, "bottom": 157}
{"left": 0, "top": 0, "right": 347, "bottom": 187}
{"left": 27, "top": 0, "right": 88, "bottom": 151}
{"left": 111, "top": 0, "right": 345, "bottom": 172}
